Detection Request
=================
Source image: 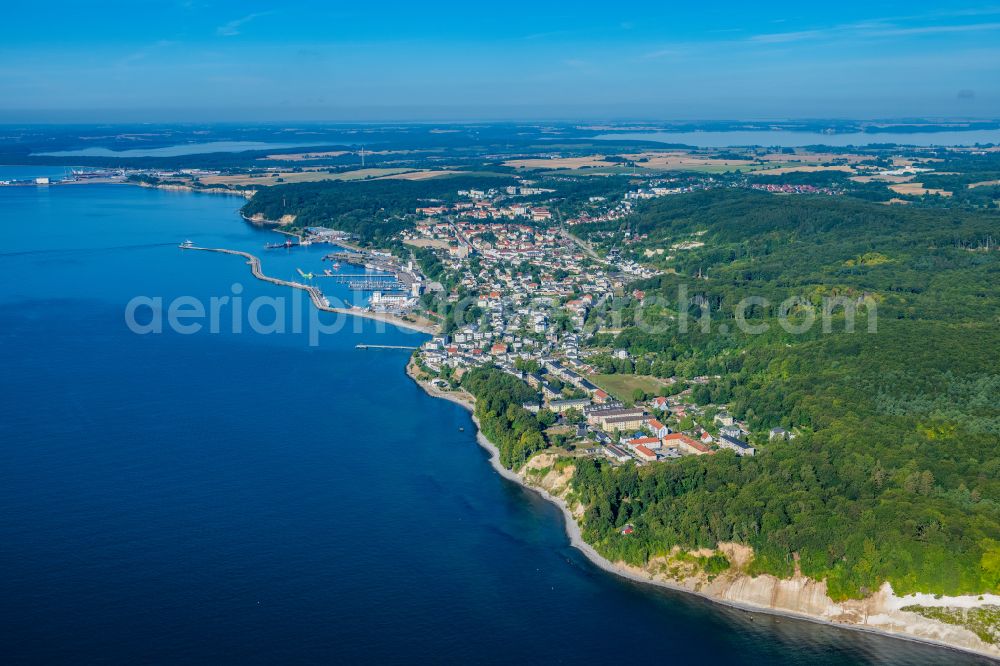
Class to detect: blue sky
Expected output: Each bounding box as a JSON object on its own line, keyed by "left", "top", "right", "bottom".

{"left": 2, "top": 1, "right": 999, "bottom": 121}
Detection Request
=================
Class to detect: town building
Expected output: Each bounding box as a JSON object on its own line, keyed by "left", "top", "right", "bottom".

{"left": 719, "top": 434, "right": 755, "bottom": 456}
{"left": 664, "top": 433, "right": 711, "bottom": 456}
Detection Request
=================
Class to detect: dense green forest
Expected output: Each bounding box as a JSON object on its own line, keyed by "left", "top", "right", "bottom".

{"left": 240, "top": 172, "right": 636, "bottom": 244}
{"left": 460, "top": 367, "right": 547, "bottom": 469}
{"left": 570, "top": 189, "right": 1000, "bottom": 599}
{"left": 240, "top": 175, "right": 514, "bottom": 243}
{"left": 528, "top": 175, "right": 635, "bottom": 216}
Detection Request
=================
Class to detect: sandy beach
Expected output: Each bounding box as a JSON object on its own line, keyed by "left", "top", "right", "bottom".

{"left": 328, "top": 306, "right": 437, "bottom": 335}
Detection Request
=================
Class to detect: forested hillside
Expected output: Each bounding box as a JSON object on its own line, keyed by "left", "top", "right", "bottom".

{"left": 572, "top": 190, "right": 1000, "bottom": 599}
{"left": 460, "top": 367, "right": 547, "bottom": 469}
{"left": 241, "top": 175, "right": 514, "bottom": 243}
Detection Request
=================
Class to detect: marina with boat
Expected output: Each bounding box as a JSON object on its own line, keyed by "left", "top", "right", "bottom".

{"left": 178, "top": 240, "right": 435, "bottom": 333}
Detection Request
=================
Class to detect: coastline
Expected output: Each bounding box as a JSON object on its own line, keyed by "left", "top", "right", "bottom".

{"left": 0, "top": 179, "right": 254, "bottom": 198}
{"left": 404, "top": 361, "right": 1000, "bottom": 661}
{"left": 137, "top": 181, "right": 256, "bottom": 198}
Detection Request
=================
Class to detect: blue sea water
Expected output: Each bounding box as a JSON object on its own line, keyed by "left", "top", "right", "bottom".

{"left": 0, "top": 184, "right": 991, "bottom": 664}
{"left": 0, "top": 166, "right": 84, "bottom": 182}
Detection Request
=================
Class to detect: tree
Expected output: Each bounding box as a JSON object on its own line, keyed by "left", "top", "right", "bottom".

{"left": 692, "top": 385, "right": 712, "bottom": 405}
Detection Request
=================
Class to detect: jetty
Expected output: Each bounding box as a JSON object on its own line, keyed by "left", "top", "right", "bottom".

{"left": 182, "top": 245, "right": 331, "bottom": 310}
{"left": 356, "top": 344, "right": 419, "bottom": 350}
{"left": 178, "top": 244, "right": 437, "bottom": 334}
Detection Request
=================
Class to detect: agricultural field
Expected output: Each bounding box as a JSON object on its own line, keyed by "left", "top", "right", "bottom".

{"left": 589, "top": 374, "right": 669, "bottom": 404}
{"left": 504, "top": 155, "right": 620, "bottom": 169}
{"left": 261, "top": 150, "right": 350, "bottom": 161}
{"left": 621, "top": 151, "right": 757, "bottom": 169}
{"left": 197, "top": 168, "right": 444, "bottom": 187}
{"left": 889, "top": 181, "right": 953, "bottom": 197}
{"left": 748, "top": 164, "right": 855, "bottom": 176}
{"left": 383, "top": 169, "right": 459, "bottom": 180}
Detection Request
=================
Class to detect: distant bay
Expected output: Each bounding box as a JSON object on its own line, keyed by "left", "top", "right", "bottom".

{"left": 0, "top": 165, "right": 86, "bottom": 181}
{"left": 595, "top": 129, "right": 1000, "bottom": 148}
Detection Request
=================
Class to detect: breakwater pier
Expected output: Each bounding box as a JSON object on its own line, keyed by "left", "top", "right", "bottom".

{"left": 178, "top": 244, "right": 437, "bottom": 334}
{"left": 181, "top": 244, "right": 331, "bottom": 311}
{"left": 356, "top": 344, "right": 419, "bottom": 350}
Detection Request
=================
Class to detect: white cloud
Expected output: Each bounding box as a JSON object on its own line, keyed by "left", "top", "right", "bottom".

{"left": 747, "top": 29, "right": 824, "bottom": 44}
{"left": 639, "top": 47, "right": 686, "bottom": 61}
{"left": 116, "top": 40, "right": 178, "bottom": 67}
{"left": 746, "top": 17, "right": 1000, "bottom": 45}
{"left": 865, "top": 21, "right": 1000, "bottom": 37}
{"left": 216, "top": 12, "right": 272, "bottom": 37}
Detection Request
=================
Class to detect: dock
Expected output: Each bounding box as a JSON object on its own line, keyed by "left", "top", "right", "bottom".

{"left": 356, "top": 344, "right": 419, "bottom": 350}
{"left": 324, "top": 251, "right": 364, "bottom": 263}
{"left": 349, "top": 280, "right": 406, "bottom": 291}
{"left": 322, "top": 249, "right": 421, "bottom": 294}
{"left": 317, "top": 273, "right": 396, "bottom": 279}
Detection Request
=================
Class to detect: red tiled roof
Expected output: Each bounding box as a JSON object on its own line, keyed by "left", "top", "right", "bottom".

{"left": 664, "top": 433, "right": 705, "bottom": 450}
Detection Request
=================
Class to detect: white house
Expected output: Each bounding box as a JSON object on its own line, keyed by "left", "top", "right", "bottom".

{"left": 645, "top": 418, "right": 669, "bottom": 438}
